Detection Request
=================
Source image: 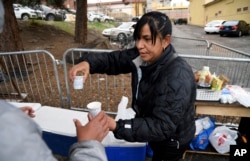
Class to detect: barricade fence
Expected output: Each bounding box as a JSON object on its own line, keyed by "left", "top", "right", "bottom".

{"left": 0, "top": 50, "right": 63, "bottom": 107}
{"left": 1, "top": 38, "right": 250, "bottom": 122}
{"left": 172, "top": 37, "right": 250, "bottom": 58}
{"left": 62, "top": 48, "right": 132, "bottom": 114}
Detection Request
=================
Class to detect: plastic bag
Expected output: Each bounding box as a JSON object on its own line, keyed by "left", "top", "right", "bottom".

{"left": 209, "top": 126, "right": 238, "bottom": 154}
{"left": 190, "top": 116, "right": 215, "bottom": 150}
{"left": 115, "top": 96, "right": 135, "bottom": 121}
{"left": 226, "top": 85, "right": 250, "bottom": 107}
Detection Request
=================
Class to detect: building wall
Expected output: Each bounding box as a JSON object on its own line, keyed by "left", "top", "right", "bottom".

{"left": 151, "top": 1, "right": 189, "bottom": 20}
{"left": 189, "top": 0, "right": 250, "bottom": 26}
{"left": 64, "top": 0, "right": 75, "bottom": 9}
{"left": 87, "top": 1, "right": 146, "bottom": 21}
{"left": 188, "top": 0, "right": 205, "bottom": 26}
{"left": 204, "top": 0, "right": 250, "bottom": 24}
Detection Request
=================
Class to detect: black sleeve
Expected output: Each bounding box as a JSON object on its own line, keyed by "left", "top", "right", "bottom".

{"left": 79, "top": 47, "right": 139, "bottom": 75}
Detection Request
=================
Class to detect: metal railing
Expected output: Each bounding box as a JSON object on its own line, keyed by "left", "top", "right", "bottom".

{"left": 0, "top": 50, "right": 63, "bottom": 107}
{"left": 1, "top": 38, "right": 250, "bottom": 119}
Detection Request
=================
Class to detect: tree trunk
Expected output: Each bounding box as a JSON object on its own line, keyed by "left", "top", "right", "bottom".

{"left": 0, "top": 0, "right": 26, "bottom": 70}
{"left": 75, "top": 0, "right": 87, "bottom": 44}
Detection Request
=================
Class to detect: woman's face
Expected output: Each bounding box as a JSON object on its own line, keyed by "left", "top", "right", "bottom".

{"left": 135, "top": 24, "right": 170, "bottom": 64}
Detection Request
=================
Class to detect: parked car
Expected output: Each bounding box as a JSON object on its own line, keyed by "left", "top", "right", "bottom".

{"left": 219, "top": 20, "right": 250, "bottom": 37}
{"left": 31, "top": 4, "right": 66, "bottom": 21}
{"left": 131, "top": 16, "right": 140, "bottom": 22}
{"left": 102, "top": 27, "right": 114, "bottom": 37}
{"left": 13, "top": 3, "right": 39, "bottom": 20}
{"left": 174, "top": 18, "right": 187, "bottom": 25}
{"left": 87, "top": 12, "right": 101, "bottom": 22}
{"left": 99, "top": 13, "right": 114, "bottom": 22}
{"left": 109, "top": 22, "right": 136, "bottom": 42}
{"left": 64, "top": 8, "right": 76, "bottom": 22}
{"left": 204, "top": 20, "right": 225, "bottom": 34}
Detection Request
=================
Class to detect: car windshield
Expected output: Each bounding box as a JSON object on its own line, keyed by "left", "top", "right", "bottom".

{"left": 207, "top": 20, "right": 223, "bottom": 25}
{"left": 118, "top": 23, "right": 133, "bottom": 29}
{"left": 223, "top": 21, "right": 238, "bottom": 26}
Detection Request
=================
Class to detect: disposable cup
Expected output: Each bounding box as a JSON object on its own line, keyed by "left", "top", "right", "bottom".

{"left": 87, "top": 101, "right": 102, "bottom": 117}
{"left": 73, "top": 76, "right": 84, "bottom": 90}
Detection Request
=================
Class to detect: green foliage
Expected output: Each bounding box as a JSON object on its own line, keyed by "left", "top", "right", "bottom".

{"left": 88, "top": 21, "right": 116, "bottom": 32}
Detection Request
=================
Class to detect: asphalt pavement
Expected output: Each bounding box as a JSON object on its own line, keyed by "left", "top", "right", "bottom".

{"left": 172, "top": 23, "right": 250, "bottom": 54}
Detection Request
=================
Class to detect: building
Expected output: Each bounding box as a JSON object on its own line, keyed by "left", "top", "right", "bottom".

{"left": 88, "top": 0, "right": 146, "bottom": 21}
{"left": 151, "top": 0, "right": 189, "bottom": 20}
{"left": 189, "top": 0, "right": 250, "bottom": 26}
{"left": 62, "top": 0, "right": 190, "bottom": 21}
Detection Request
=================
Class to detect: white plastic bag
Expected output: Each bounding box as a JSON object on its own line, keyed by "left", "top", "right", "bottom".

{"left": 102, "top": 96, "right": 136, "bottom": 146}
{"left": 115, "top": 96, "right": 135, "bottom": 121}
{"left": 226, "top": 85, "right": 250, "bottom": 107}
{"left": 209, "top": 126, "right": 238, "bottom": 154}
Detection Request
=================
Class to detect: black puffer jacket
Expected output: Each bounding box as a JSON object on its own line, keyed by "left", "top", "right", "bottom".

{"left": 81, "top": 44, "right": 196, "bottom": 148}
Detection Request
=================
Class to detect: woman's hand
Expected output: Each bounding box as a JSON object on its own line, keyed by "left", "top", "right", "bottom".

{"left": 20, "top": 106, "right": 35, "bottom": 118}
{"left": 106, "top": 115, "right": 117, "bottom": 131}
{"left": 88, "top": 112, "right": 117, "bottom": 131}
{"left": 68, "top": 61, "right": 90, "bottom": 83}
{"left": 73, "top": 111, "right": 109, "bottom": 142}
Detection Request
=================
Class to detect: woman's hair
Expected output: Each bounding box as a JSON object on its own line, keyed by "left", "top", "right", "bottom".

{"left": 133, "top": 11, "right": 172, "bottom": 45}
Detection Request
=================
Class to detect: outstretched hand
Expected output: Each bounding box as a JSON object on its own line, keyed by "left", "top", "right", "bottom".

{"left": 20, "top": 106, "right": 35, "bottom": 118}
{"left": 68, "top": 61, "right": 90, "bottom": 83}
{"left": 73, "top": 111, "right": 109, "bottom": 142}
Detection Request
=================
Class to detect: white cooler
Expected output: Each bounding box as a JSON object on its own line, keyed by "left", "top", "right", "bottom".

{"left": 10, "top": 103, "right": 146, "bottom": 161}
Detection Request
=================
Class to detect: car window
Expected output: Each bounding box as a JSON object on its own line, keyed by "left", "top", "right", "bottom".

{"left": 223, "top": 21, "right": 238, "bottom": 26}
{"left": 117, "top": 23, "right": 134, "bottom": 29}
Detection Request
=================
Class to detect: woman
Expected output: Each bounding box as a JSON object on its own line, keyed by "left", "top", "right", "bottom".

{"left": 69, "top": 11, "right": 196, "bottom": 161}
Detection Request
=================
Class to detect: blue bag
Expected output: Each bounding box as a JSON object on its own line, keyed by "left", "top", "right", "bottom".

{"left": 190, "top": 116, "right": 215, "bottom": 150}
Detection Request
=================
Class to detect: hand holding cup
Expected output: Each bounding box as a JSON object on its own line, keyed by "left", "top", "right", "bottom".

{"left": 87, "top": 101, "right": 102, "bottom": 117}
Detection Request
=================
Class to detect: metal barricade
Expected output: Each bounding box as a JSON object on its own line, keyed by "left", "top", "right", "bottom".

{"left": 62, "top": 48, "right": 131, "bottom": 113}
{"left": 172, "top": 36, "right": 250, "bottom": 58}
{"left": 180, "top": 54, "right": 250, "bottom": 88}
{"left": 172, "top": 36, "right": 210, "bottom": 56}
{"left": 1, "top": 39, "right": 250, "bottom": 119}
{"left": 208, "top": 42, "right": 250, "bottom": 58}
{"left": 0, "top": 50, "right": 63, "bottom": 107}
{"left": 62, "top": 48, "right": 250, "bottom": 113}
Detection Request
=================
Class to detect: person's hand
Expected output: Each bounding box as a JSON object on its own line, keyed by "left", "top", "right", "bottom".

{"left": 87, "top": 112, "right": 116, "bottom": 131}
{"left": 20, "top": 106, "right": 35, "bottom": 118}
{"left": 68, "top": 61, "right": 90, "bottom": 83}
{"left": 106, "top": 115, "right": 117, "bottom": 131}
{"left": 73, "top": 111, "right": 109, "bottom": 142}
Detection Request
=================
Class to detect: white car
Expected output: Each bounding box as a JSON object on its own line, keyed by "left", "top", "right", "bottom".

{"left": 87, "top": 12, "right": 101, "bottom": 22}
{"left": 204, "top": 20, "right": 226, "bottom": 34}
{"left": 102, "top": 27, "right": 115, "bottom": 37}
{"left": 31, "top": 4, "right": 66, "bottom": 21}
{"left": 99, "top": 13, "right": 114, "bottom": 22}
{"left": 13, "top": 4, "right": 39, "bottom": 20}
{"left": 109, "top": 22, "right": 137, "bottom": 42}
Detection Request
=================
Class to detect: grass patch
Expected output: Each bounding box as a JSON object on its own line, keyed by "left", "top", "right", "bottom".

{"left": 88, "top": 21, "right": 117, "bottom": 31}
{"left": 29, "top": 20, "right": 117, "bottom": 35}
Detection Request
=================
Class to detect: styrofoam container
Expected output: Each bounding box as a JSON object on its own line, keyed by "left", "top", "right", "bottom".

{"left": 33, "top": 106, "right": 146, "bottom": 161}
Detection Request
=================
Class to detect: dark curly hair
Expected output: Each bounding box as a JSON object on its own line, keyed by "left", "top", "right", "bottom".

{"left": 133, "top": 11, "right": 172, "bottom": 45}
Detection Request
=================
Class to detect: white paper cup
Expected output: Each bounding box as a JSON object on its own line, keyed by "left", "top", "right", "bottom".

{"left": 87, "top": 101, "right": 102, "bottom": 117}
{"left": 73, "top": 76, "right": 84, "bottom": 90}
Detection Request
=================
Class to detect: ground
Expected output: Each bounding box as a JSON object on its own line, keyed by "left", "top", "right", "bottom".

{"left": 19, "top": 20, "right": 118, "bottom": 59}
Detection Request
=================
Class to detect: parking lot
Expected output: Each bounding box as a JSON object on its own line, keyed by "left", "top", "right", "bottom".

{"left": 172, "top": 24, "right": 250, "bottom": 54}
